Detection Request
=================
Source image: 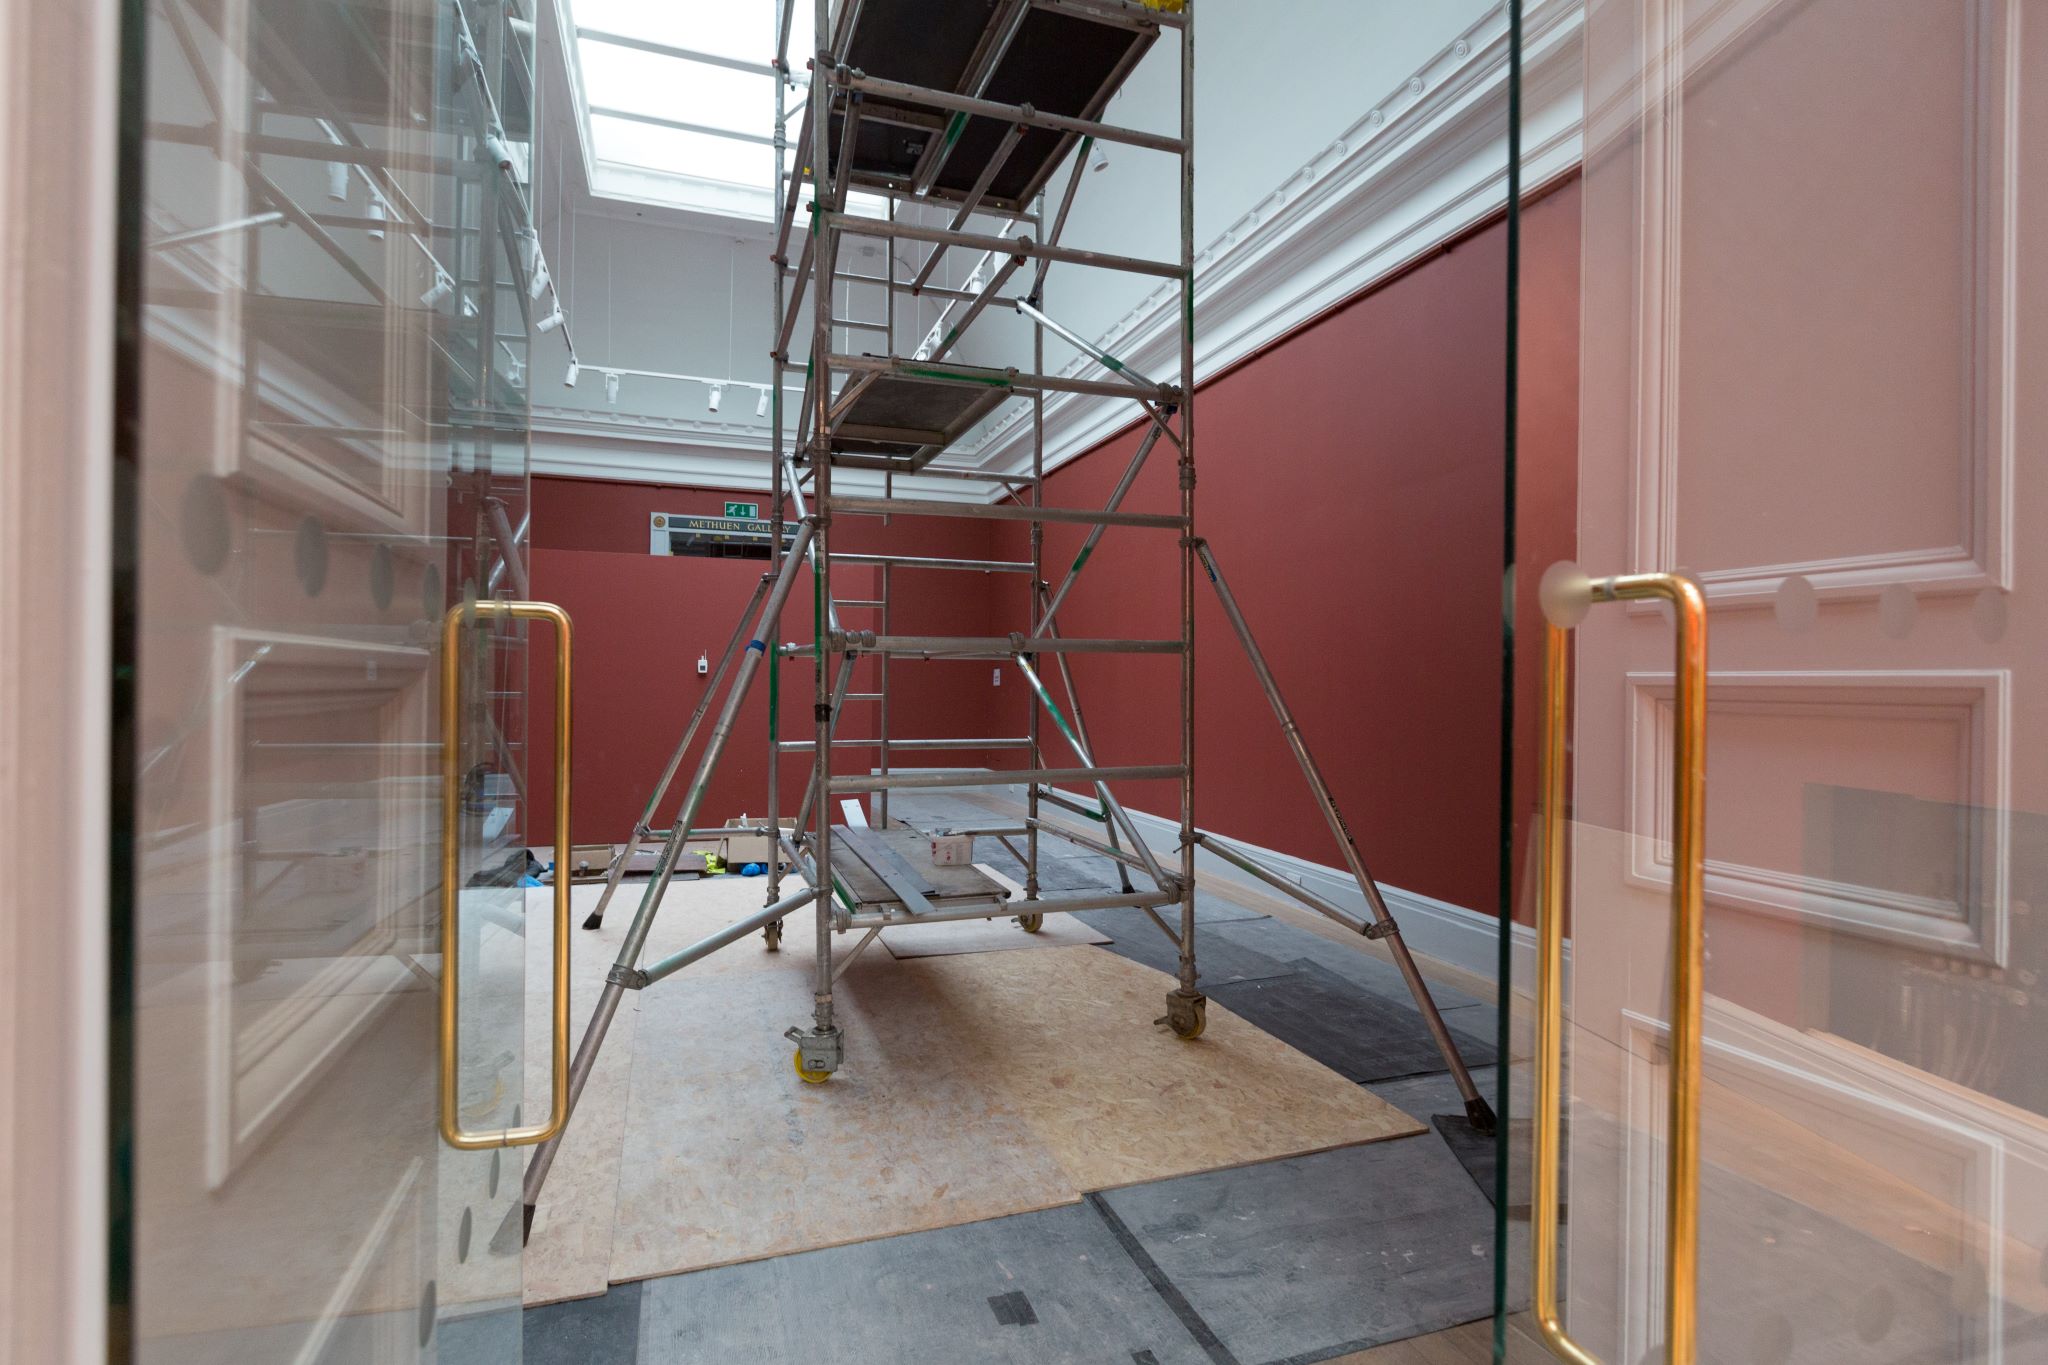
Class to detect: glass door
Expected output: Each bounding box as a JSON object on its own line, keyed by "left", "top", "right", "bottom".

{"left": 127, "top": 0, "right": 551, "bottom": 1358}
{"left": 1503, "top": 1, "right": 2047, "bottom": 1361}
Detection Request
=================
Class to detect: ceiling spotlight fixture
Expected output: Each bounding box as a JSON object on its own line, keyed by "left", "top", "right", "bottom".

{"left": 604, "top": 370, "right": 620, "bottom": 406}
{"left": 365, "top": 200, "right": 387, "bottom": 240}
{"left": 707, "top": 383, "right": 724, "bottom": 413}
{"left": 1089, "top": 142, "right": 1110, "bottom": 174}
{"left": 755, "top": 387, "right": 770, "bottom": 418}
{"left": 327, "top": 160, "right": 350, "bottom": 202}
{"left": 419, "top": 270, "right": 454, "bottom": 307}
{"left": 564, "top": 361, "right": 581, "bottom": 387}
{"left": 528, "top": 260, "right": 550, "bottom": 300}
{"left": 537, "top": 306, "right": 564, "bottom": 333}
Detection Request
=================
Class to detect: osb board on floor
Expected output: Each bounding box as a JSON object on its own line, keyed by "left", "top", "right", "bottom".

{"left": 521, "top": 875, "right": 1422, "bottom": 1299}
{"left": 880, "top": 908, "right": 1110, "bottom": 958}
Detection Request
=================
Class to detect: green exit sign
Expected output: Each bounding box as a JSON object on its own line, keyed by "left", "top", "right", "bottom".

{"left": 724, "top": 500, "right": 759, "bottom": 520}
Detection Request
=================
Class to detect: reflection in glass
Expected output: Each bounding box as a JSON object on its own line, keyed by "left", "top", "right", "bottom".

{"left": 131, "top": 0, "right": 536, "bottom": 1358}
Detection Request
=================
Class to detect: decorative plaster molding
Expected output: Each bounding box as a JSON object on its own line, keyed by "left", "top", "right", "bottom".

{"left": 541, "top": 0, "right": 1588, "bottom": 494}
{"left": 959, "top": 0, "right": 1586, "bottom": 483}
{"left": 1623, "top": 669, "right": 2012, "bottom": 967}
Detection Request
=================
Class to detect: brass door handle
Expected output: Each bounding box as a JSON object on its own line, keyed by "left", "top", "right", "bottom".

{"left": 438, "top": 600, "right": 573, "bottom": 1151}
{"left": 1533, "top": 568, "right": 1707, "bottom": 1365}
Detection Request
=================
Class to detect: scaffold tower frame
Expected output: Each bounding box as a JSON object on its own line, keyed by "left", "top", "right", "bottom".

{"left": 520, "top": 0, "right": 1493, "bottom": 1227}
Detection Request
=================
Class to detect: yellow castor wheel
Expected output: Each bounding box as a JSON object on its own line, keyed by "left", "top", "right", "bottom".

{"left": 1159, "top": 991, "right": 1207, "bottom": 1040}
{"left": 1018, "top": 913, "right": 1044, "bottom": 934}
{"left": 793, "top": 1049, "right": 831, "bottom": 1084}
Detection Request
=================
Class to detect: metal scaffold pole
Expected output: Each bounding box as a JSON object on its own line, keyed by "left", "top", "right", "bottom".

{"left": 787, "top": 0, "right": 845, "bottom": 1082}
{"left": 764, "top": 0, "right": 793, "bottom": 937}
{"left": 1163, "top": 9, "right": 1206, "bottom": 1042}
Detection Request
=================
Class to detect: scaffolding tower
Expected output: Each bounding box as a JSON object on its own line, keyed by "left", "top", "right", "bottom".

{"left": 522, "top": 0, "right": 1491, "bottom": 1226}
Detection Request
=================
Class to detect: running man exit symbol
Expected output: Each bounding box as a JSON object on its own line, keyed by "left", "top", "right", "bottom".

{"left": 725, "top": 500, "right": 759, "bottom": 519}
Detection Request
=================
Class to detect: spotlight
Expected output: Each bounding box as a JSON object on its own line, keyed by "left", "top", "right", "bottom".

{"left": 755, "top": 387, "right": 770, "bottom": 417}
{"left": 366, "top": 200, "right": 386, "bottom": 240}
{"left": 419, "top": 271, "right": 454, "bottom": 307}
{"left": 484, "top": 134, "right": 515, "bottom": 172}
{"left": 529, "top": 260, "right": 550, "bottom": 300}
{"left": 1089, "top": 142, "right": 1109, "bottom": 174}
{"left": 460, "top": 294, "right": 477, "bottom": 318}
{"left": 327, "top": 160, "right": 350, "bottom": 202}
{"left": 564, "top": 361, "right": 581, "bottom": 387}
{"left": 604, "top": 371, "right": 620, "bottom": 406}
{"left": 537, "top": 307, "right": 564, "bottom": 333}
{"left": 707, "top": 383, "right": 724, "bottom": 413}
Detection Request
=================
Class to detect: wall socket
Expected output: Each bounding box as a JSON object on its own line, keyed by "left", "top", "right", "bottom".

{"left": 992, "top": 668, "right": 1002, "bottom": 686}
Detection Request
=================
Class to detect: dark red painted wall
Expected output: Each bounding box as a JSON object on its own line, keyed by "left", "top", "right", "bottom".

{"left": 525, "top": 476, "right": 1011, "bottom": 844}
{"left": 528, "top": 179, "right": 1580, "bottom": 916}
{"left": 993, "top": 180, "right": 1581, "bottom": 918}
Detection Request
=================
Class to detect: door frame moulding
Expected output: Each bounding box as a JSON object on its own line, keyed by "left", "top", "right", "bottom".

{"left": 0, "top": 0, "right": 120, "bottom": 1361}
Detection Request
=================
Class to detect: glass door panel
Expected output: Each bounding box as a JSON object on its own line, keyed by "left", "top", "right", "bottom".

{"left": 1505, "top": 1, "right": 2047, "bottom": 1362}
{"left": 129, "top": 0, "right": 540, "bottom": 1358}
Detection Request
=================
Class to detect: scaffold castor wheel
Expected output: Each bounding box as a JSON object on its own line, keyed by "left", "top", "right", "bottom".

{"left": 763, "top": 920, "right": 783, "bottom": 951}
{"left": 1157, "top": 989, "right": 1207, "bottom": 1040}
{"left": 793, "top": 1049, "right": 831, "bottom": 1084}
{"left": 1018, "top": 912, "right": 1043, "bottom": 934}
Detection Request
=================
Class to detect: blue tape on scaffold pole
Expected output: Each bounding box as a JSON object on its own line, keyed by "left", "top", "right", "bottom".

{"left": 747, "top": 639, "right": 767, "bottom": 652}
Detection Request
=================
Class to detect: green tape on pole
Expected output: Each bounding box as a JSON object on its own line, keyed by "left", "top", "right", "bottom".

{"left": 942, "top": 111, "right": 967, "bottom": 149}
{"left": 902, "top": 364, "right": 1009, "bottom": 386}
{"left": 767, "top": 644, "right": 780, "bottom": 740}
{"left": 1070, "top": 544, "right": 1094, "bottom": 575}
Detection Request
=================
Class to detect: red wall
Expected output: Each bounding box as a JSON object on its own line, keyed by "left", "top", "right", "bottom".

{"left": 528, "top": 179, "right": 1580, "bottom": 918}
{"left": 526, "top": 476, "right": 1012, "bottom": 845}
{"left": 993, "top": 180, "right": 1581, "bottom": 918}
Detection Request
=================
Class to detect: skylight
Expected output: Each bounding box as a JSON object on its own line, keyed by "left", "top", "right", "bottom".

{"left": 566, "top": 0, "right": 820, "bottom": 221}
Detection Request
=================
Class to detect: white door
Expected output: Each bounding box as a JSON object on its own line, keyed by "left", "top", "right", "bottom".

{"left": 126, "top": 0, "right": 552, "bottom": 1359}
{"left": 1519, "top": 0, "right": 2048, "bottom": 1361}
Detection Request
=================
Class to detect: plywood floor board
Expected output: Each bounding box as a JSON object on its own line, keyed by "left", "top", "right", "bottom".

{"left": 605, "top": 955, "right": 1079, "bottom": 1285}
{"left": 594, "top": 935, "right": 1417, "bottom": 1287}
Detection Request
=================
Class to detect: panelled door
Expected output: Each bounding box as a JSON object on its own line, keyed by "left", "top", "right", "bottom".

{"left": 126, "top": 0, "right": 553, "bottom": 1359}
{"left": 1513, "top": 1, "right": 2048, "bottom": 1362}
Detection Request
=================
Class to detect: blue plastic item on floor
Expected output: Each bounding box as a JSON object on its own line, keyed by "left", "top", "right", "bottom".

{"left": 739, "top": 862, "right": 766, "bottom": 876}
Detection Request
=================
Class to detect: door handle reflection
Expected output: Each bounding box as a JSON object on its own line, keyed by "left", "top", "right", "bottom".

{"left": 439, "top": 600, "right": 573, "bottom": 1151}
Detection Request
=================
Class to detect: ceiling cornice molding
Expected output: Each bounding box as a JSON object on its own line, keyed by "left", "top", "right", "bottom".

{"left": 960, "top": 0, "right": 1586, "bottom": 487}
{"left": 530, "top": 427, "right": 995, "bottom": 502}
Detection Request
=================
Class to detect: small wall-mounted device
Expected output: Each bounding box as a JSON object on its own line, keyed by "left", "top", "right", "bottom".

{"left": 697, "top": 653, "right": 709, "bottom": 676}
{"left": 992, "top": 668, "right": 1002, "bottom": 686}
